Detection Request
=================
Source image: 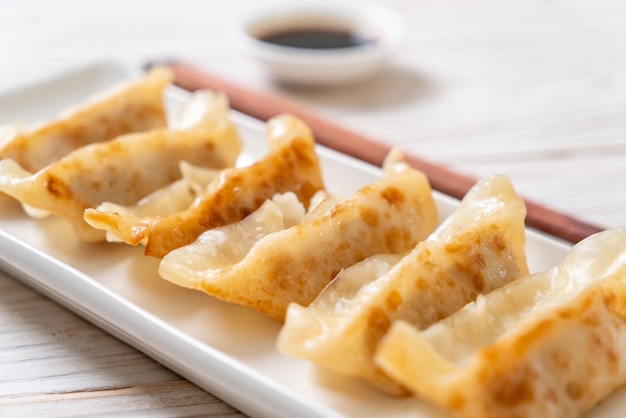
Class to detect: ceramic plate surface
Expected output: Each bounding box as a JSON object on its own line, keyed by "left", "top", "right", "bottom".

{"left": 2, "top": 62, "right": 620, "bottom": 418}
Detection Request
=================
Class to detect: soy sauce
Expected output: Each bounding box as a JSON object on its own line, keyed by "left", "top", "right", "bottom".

{"left": 259, "top": 28, "right": 375, "bottom": 50}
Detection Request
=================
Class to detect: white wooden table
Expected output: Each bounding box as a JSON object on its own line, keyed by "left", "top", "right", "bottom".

{"left": 1, "top": 0, "right": 625, "bottom": 416}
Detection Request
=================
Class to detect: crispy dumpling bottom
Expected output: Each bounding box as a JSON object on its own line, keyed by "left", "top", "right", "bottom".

{"left": 159, "top": 150, "right": 439, "bottom": 321}
{"left": 0, "top": 66, "right": 172, "bottom": 173}
{"left": 277, "top": 174, "right": 529, "bottom": 395}
{"left": 0, "top": 90, "right": 242, "bottom": 242}
{"left": 86, "top": 114, "right": 326, "bottom": 257}
{"left": 376, "top": 227, "right": 626, "bottom": 418}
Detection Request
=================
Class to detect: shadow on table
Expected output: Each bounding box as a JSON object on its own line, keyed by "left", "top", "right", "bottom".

{"left": 276, "top": 66, "right": 437, "bottom": 111}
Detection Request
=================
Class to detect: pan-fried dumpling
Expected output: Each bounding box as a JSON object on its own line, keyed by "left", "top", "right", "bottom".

{"left": 0, "top": 67, "right": 171, "bottom": 172}
{"left": 0, "top": 91, "right": 241, "bottom": 242}
{"left": 159, "top": 152, "right": 438, "bottom": 321}
{"left": 95, "top": 161, "right": 221, "bottom": 218}
{"left": 94, "top": 162, "right": 222, "bottom": 243}
{"left": 375, "top": 227, "right": 626, "bottom": 418}
{"left": 277, "top": 175, "right": 528, "bottom": 395}
{"left": 158, "top": 192, "right": 307, "bottom": 272}
{"left": 84, "top": 114, "right": 326, "bottom": 258}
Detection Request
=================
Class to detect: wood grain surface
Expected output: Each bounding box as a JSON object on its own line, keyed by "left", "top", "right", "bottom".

{"left": 0, "top": 271, "right": 246, "bottom": 417}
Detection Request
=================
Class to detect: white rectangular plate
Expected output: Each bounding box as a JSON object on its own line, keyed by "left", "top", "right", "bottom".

{"left": 0, "top": 62, "right": 621, "bottom": 418}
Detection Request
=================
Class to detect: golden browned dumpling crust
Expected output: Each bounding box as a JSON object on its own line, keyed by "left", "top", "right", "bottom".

{"left": 0, "top": 67, "right": 171, "bottom": 172}
{"left": 1, "top": 91, "right": 241, "bottom": 242}
{"left": 376, "top": 227, "right": 626, "bottom": 418}
{"left": 86, "top": 114, "right": 326, "bottom": 257}
{"left": 159, "top": 151, "right": 438, "bottom": 321}
{"left": 277, "top": 175, "right": 528, "bottom": 395}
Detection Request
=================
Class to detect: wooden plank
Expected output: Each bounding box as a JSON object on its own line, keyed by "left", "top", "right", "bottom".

{"left": 0, "top": 273, "right": 245, "bottom": 417}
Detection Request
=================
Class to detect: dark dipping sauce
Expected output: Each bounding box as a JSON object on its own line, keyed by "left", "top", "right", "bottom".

{"left": 259, "top": 28, "right": 375, "bottom": 50}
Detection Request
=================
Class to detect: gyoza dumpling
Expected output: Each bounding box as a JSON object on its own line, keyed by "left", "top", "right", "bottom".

{"left": 0, "top": 67, "right": 171, "bottom": 172}
{"left": 94, "top": 162, "right": 222, "bottom": 243}
{"left": 95, "top": 161, "right": 222, "bottom": 218}
{"left": 375, "top": 227, "right": 626, "bottom": 418}
{"left": 0, "top": 91, "right": 241, "bottom": 242}
{"left": 158, "top": 192, "right": 307, "bottom": 273}
{"left": 159, "top": 152, "right": 438, "bottom": 321}
{"left": 85, "top": 114, "right": 326, "bottom": 258}
{"left": 277, "top": 175, "right": 528, "bottom": 395}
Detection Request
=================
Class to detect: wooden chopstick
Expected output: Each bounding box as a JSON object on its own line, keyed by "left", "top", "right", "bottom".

{"left": 146, "top": 60, "right": 605, "bottom": 244}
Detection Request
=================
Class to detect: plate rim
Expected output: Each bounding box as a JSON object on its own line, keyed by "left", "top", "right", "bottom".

{"left": 0, "top": 60, "right": 574, "bottom": 418}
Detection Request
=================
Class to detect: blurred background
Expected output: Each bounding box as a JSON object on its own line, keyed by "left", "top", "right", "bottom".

{"left": 2, "top": 0, "right": 626, "bottom": 229}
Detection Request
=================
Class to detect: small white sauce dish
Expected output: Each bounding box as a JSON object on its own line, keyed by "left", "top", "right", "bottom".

{"left": 232, "top": 1, "right": 408, "bottom": 86}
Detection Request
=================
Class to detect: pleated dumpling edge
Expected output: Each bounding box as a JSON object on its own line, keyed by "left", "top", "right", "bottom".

{"left": 277, "top": 174, "right": 529, "bottom": 395}
{"left": 158, "top": 150, "right": 439, "bottom": 321}
{"left": 375, "top": 227, "right": 626, "bottom": 418}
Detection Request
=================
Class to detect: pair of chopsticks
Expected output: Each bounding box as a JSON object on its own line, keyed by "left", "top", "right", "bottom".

{"left": 146, "top": 60, "right": 604, "bottom": 244}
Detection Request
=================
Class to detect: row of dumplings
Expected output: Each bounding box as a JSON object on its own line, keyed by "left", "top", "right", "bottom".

{"left": 2, "top": 69, "right": 626, "bottom": 418}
